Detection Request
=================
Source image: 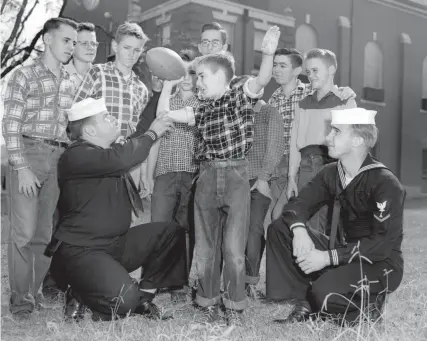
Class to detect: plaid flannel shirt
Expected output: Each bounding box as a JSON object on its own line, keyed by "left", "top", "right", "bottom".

{"left": 74, "top": 62, "right": 149, "bottom": 137}
{"left": 247, "top": 101, "right": 286, "bottom": 181}
{"left": 195, "top": 81, "right": 262, "bottom": 161}
{"left": 64, "top": 60, "right": 91, "bottom": 94}
{"left": 268, "top": 80, "right": 312, "bottom": 155}
{"left": 2, "top": 59, "right": 74, "bottom": 170}
{"left": 155, "top": 92, "right": 201, "bottom": 177}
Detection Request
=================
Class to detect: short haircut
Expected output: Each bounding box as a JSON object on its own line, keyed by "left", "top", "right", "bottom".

{"left": 351, "top": 124, "right": 379, "bottom": 149}
{"left": 229, "top": 75, "right": 251, "bottom": 89}
{"left": 195, "top": 52, "right": 235, "bottom": 83}
{"left": 115, "top": 22, "right": 148, "bottom": 43}
{"left": 66, "top": 116, "right": 94, "bottom": 141}
{"left": 201, "top": 22, "right": 228, "bottom": 45}
{"left": 306, "top": 48, "right": 338, "bottom": 69}
{"left": 77, "top": 22, "right": 95, "bottom": 33}
{"left": 42, "top": 17, "right": 78, "bottom": 37}
{"left": 274, "top": 48, "right": 303, "bottom": 68}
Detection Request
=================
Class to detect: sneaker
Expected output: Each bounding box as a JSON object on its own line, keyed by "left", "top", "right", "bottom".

{"left": 134, "top": 301, "right": 173, "bottom": 320}
{"left": 193, "top": 303, "right": 220, "bottom": 323}
{"left": 64, "top": 288, "right": 86, "bottom": 322}
{"left": 225, "top": 308, "right": 244, "bottom": 326}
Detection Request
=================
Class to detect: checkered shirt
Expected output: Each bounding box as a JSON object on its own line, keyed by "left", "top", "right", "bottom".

{"left": 195, "top": 83, "right": 261, "bottom": 161}
{"left": 74, "top": 62, "right": 149, "bottom": 137}
{"left": 155, "top": 92, "right": 201, "bottom": 177}
{"left": 64, "top": 60, "right": 91, "bottom": 94}
{"left": 2, "top": 59, "right": 74, "bottom": 170}
{"left": 268, "top": 80, "right": 312, "bottom": 155}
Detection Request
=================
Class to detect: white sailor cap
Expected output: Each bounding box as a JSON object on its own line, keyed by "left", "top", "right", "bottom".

{"left": 67, "top": 97, "right": 108, "bottom": 122}
{"left": 331, "top": 108, "right": 377, "bottom": 125}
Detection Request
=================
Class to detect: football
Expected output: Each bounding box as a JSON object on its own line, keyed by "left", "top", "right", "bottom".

{"left": 145, "top": 47, "right": 187, "bottom": 81}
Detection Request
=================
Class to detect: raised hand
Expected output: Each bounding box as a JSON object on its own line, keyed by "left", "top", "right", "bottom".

{"left": 261, "top": 26, "right": 281, "bottom": 55}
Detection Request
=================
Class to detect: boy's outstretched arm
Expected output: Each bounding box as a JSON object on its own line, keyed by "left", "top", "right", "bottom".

{"left": 247, "top": 26, "right": 281, "bottom": 95}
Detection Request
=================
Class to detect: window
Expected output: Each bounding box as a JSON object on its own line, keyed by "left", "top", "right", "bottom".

{"left": 158, "top": 24, "right": 171, "bottom": 46}
{"left": 295, "top": 24, "right": 318, "bottom": 56}
{"left": 219, "top": 21, "right": 234, "bottom": 52}
{"left": 363, "top": 42, "right": 384, "bottom": 102}
{"left": 252, "top": 30, "right": 265, "bottom": 74}
{"left": 422, "top": 56, "right": 427, "bottom": 110}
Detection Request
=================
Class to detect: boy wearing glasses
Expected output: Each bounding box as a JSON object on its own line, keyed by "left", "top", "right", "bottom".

{"left": 65, "top": 22, "right": 98, "bottom": 93}
{"left": 198, "top": 22, "right": 229, "bottom": 55}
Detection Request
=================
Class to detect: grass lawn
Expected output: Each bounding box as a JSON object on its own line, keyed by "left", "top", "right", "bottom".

{"left": 1, "top": 198, "right": 427, "bottom": 341}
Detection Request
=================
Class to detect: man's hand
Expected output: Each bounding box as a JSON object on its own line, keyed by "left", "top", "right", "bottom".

{"left": 261, "top": 26, "right": 281, "bottom": 55}
{"left": 250, "top": 179, "right": 272, "bottom": 199}
{"left": 286, "top": 178, "right": 298, "bottom": 199}
{"left": 151, "top": 76, "right": 163, "bottom": 92}
{"left": 292, "top": 227, "right": 314, "bottom": 258}
{"left": 335, "top": 86, "right": 356, "bottom": 101}
{"left": 296, "top": 250, "right": 330, "bottom": 274}
{"left": 17, "top": 168, "right": 41, "bottom": 199}
{"left": 148, "top": 116, "right": 174, "bottom": 138}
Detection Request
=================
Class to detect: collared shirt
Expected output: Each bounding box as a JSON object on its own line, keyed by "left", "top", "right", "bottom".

{"left": 247, "top": 101, "right": 286, "bottom": 181}
{"left": 194, "top": 81, "right": 262, "bottom": 161}
{"left": 2, "top": 59, "right": 74, "bottom": 170}
{"left": 155, "top": 92, "right": 201, "bottom": 177}
{"left": 268, "top": 80, "right": 312, "bottom": 155}
{"left": 64, "top": 60, "right": 91, "bottom": 94}
{"left": 74, "top": 62, "right": 149, "bottom": 137}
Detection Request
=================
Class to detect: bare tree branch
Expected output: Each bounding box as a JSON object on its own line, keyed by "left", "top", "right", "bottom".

{"left": 1, "top": 0, "right": 28, "bottom": 64}
{"left": 13, "top": 0, "right": 40, "bottom": 53}
{"left": 1, "top": 0, "right": 68, "bottom": 79}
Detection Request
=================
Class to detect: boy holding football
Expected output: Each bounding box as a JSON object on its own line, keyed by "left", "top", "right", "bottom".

{"left": 163, "top": 26, "right": 281, "bottom": 325}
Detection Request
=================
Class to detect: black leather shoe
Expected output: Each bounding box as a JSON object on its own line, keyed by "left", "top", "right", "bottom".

{"left": 134, "top": 301, "right": 173, "bottom": 320}
{"left": 367, "top": 291, "right": 387, "bottom": 323}
{"left": 64, "top": 288, "right": 85, "bottom": 321}
{"left": 273, "top": 300, "right": 312, "bottom": 324}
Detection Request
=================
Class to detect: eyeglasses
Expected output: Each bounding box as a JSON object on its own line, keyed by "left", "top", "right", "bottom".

{"left": 78, "top": 41, "right": 99, "bottom": 49}
{"left": 200, "top": 39, "right": 222, "bottom": 48}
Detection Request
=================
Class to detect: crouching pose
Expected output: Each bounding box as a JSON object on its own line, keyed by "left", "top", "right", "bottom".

{"left": 266, "top": 108, "right": 405, "bottom": 324}
{"left": 46, "top": 98, "right": 187, "bottom": 321}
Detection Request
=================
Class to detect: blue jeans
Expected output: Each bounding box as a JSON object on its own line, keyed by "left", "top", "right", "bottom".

{"left": 194, "top": 159, "right": 250, "bottom": 310}
{"left": 7, "top": 138, "right": 64, "bottom": 314}
{"left": 298, "top": 153, "right": 330, "bottom": 233}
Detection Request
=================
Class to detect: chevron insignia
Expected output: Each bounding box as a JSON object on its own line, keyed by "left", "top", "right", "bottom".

{"left": 374, "top": 213, "right": 391, "bottom": 222}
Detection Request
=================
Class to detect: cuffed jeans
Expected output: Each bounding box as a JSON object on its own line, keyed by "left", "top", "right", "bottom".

{"left": 7, "top": 138, "right": 64, "bottom": 314}
{"left": 194, "top": 159, "right": 250, "bottom": 310}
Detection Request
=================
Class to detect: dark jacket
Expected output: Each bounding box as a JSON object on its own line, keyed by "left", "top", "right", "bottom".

{"left": 281, "top": 154, "right": 406, "bottom": 269}
{"left": 54, "top": 134, "right": 154, "bottom": 247}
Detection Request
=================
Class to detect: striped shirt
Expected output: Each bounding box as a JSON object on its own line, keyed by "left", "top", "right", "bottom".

{"left": 74, "top": 62, "right": 149, "bottom": 137}
{"left": 155, "top": 92, "right": 201, "bottom": 177}
{"left": 64, "top": 60, "right": 91, "bottom": 94}
{"left": 268, "top": 80, "right": 312, "bottom": 155}
{"left": 2, "top": 59, "right": 74, "bottom": 170}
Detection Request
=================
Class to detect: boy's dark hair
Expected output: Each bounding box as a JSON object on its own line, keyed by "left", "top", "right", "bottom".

{"left": 195, "top": 52, "right": 235, "bottom": 83}
{"left": 42, "top": 17, "right": 78, "bottom": 36}
{"left": 274, "top": 48, "right": 303, "bottom": 68}
{"left": 306, "top": 48, "right": 338, "bottom": 69}
{"left": 77, "top": 22, "right": 95, "bottom": 33}
{"left": 200, "top": 22, "right": 228, "bottom": 45}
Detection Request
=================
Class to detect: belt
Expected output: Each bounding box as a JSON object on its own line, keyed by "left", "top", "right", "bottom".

{"left": 23, "top": 135, "right": 68, "bottom": 148}
{"left": 200, "top": 158, "right": 248, "bottom": 168}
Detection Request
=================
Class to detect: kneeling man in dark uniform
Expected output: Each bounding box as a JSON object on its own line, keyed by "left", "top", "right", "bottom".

{"left": 266, "top": 108, "right": 405, "bottom": 324}
{"left": 47, "top": 98, "right": 187, "bottom": 321}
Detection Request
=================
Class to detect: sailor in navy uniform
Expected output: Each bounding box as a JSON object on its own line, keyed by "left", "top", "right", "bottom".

{"left": 266, "top": 108, "right": 405, "bottom": 324}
